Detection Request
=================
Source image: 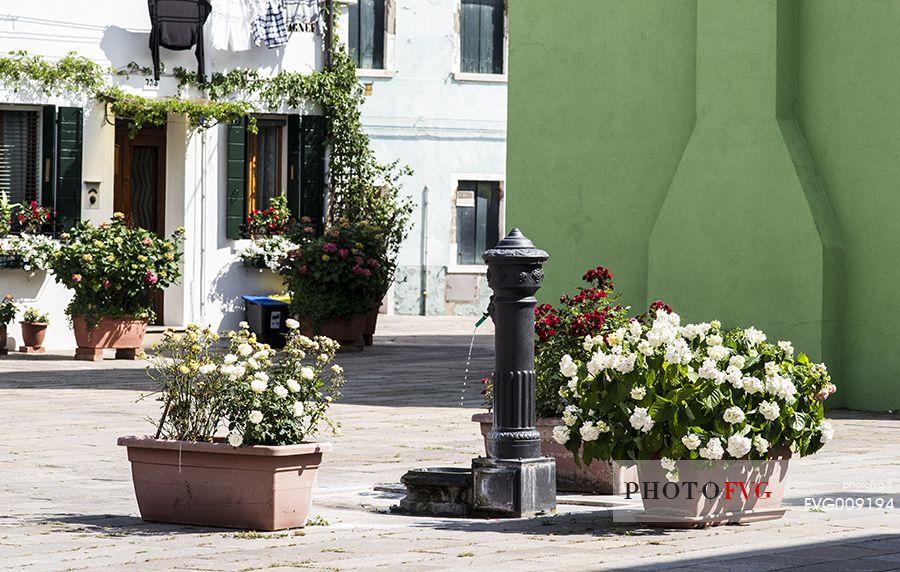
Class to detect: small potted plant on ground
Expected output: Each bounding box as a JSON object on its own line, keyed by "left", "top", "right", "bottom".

{"left": 118, "top": 320, "right": 345, "bottom": 530}
{"left": 0, "top": 294, "right": 15, "bottom": 356}
{"left": 474, "top": 265, "right": 632, "bottom": 493}
{"left": 49, "top": 213, "right": 184, "bottom": 360}
{"left": 555, "top": 307, "right": 837, "bottom": 526}
{"left": 19, "top": 307, "right": 49, "bottom": 353}
{"left": 281, "top": 217, "right": 383, "bottom": 350}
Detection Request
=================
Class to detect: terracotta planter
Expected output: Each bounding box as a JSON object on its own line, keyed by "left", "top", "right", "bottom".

{"left": 363, "top": 311, "right": 378, "bottom": 346}
{"left": 300, "top": 312, "right": 366, "bottom": 352}
{"left": 472, "top": 413, "right": 637, "bottom": 494}
{"left": 118, "top": 436, "right": 332, "bottom": 530}
{"left": 0, "top": 325, "right": 7, "bottom": 356}
{"left": 19, "top": 321, "right": 48, "bottom": 353}
{"left": 72, "top": 315, "right": 148, "bottom": 361}
{"left": 634, "top": 450, "right": 791, "bottom": 528}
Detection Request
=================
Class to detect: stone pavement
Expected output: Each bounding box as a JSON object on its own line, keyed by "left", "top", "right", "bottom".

{"left": 1, "top": 317, "right": 899, "bottom": 571}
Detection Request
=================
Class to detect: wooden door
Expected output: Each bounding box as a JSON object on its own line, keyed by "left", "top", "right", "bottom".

{"left": 114, "top": 123, "right": 167, "bottom": 325}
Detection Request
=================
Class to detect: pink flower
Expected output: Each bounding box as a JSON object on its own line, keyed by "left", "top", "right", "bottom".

{"left": 142, "top": 237, "right": 153, "bottom": 247}
{"left": 323, "top": 243, "right": 338, "bottom": 254}
{"left": 367, "top": 258, "right": 380, "bottom": 268}
{"left": 71, "top": 273, "right": 82, "bottom": 283}
{"left": 338, "top": 248, "right": 349, "bottom": 259}
{"left": 145, "top": 271, "right": 158, "bottom": 285}
{"left": 298, "top": 265, "right": 308, "bottom": 275}
{"left": 102, "top": 280, "right": 111, "bottom": 290}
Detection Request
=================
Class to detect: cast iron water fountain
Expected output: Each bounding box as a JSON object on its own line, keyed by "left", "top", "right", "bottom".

{"left": 397, "top": 229, "right": 556, "bottom": 517}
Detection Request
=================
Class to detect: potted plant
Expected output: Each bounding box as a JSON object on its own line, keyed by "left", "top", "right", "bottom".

{"left": 19, "top": 307, "right": 49, "bottom": 353}
{"left": 118, "top": 321, "right": 345, "bottom": 530}
{"left": 49, "top": 213, "right": 184, "bottom": 360}
{"left": 0, "top": 233, "right": 59, "bottom": 272}
{"left": 555, "top": 307, "right": 837, "bottom": 526}
{"left": 473, "top": 265, "right": 634, "bottom": 493}
{"left": 238, "top": 234, "right": 299, "bottom": 272}
{"left": 10, "top": 200, "right": 53, "bottom": 235}
{"left": 245, "top": 195, "right": 292, "bottom": 239}
{"left": 0, "top": 294, "right": 15, "bottom": 356}
{"left": 281, "top": 217, "right": 383, "bottom": 350}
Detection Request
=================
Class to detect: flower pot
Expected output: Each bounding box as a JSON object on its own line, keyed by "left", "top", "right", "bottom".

{"left": 72, "top": 315, "right": 148, "bottom": 361}
{"left": 364, "top": 311, "right": 378, "bottom": 346}
{"left": 19, "top": 321, "right": 47, "bottom": 353}
{"left": 300, "top": 312, "right": 366, "bottom": 352}
{"left": 117, "top": 436, "right": 332, "bottom": 531}
{"left": 472, "top": 413, "right": 637, "bottom": 494}
{"left": 633, "top": 450, "right": 791, "bottom": 528}
{"left": 0, "top": 325, "right": 7, "bottom": 356}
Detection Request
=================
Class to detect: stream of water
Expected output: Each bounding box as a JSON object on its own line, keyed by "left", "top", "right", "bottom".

{"left": 460, "top": 327, "right": 479, "bottom": 407}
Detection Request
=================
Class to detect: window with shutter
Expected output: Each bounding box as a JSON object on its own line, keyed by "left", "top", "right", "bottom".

{"left": 300, "top": 115, "right": 326, "bottom": 232}
{"left": 460, "top": 0, "right": 504, "bottom": 75}
{"left": 0, "top": 109, "right": 40, "bottom": 206}
{"left": 55, "top": 107, "right": 83, "bottom": 232}
{"left": 348, "top": 0, "right": 385, "bottom": 69}
{"left": 456, "top": 180, "right": 501, "bottom": 265}
{"left": 225, "top": 119, "right": 248, "bottom": 240}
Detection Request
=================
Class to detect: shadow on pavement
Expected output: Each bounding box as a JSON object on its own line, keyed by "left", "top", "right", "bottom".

{"left": 30, "top": 514, "right": 233, "bottom": 536}
{"left": 0, "top": 368, "right": 154, "bottom": 391}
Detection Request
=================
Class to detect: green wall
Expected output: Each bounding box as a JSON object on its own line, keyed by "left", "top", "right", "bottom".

{"left": 508, "top": 0, "right": 900, "bottom": 410}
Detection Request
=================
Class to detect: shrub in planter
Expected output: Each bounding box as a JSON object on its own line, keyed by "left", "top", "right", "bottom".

{"left": 49, "top": 213, "right": 184, "bottom": 359}
{"left": 120, "top": 322, "right": 346, "bottom": 530}
{"left": 281, "top": 218, "right": 385, "bottom": 347}
{"left": 554, "top": 308, "right": 837, "bottom": 525}
{"left": 19, "top": 307, "right": 49, "bottom": 352}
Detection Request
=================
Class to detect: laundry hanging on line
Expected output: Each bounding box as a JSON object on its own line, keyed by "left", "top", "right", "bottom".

{"left": 210, "top": 0, "right": 256, "bottom": 51}
{"left": 285, "top": 0, "right": 321, "bottom": 33}
{"left": 252, "top": 0, "right": 290, "bottom": 49}
{"left": 148, "top": 0, "right": 212, "bottom": 82}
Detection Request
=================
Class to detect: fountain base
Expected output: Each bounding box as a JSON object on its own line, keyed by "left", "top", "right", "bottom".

{"left": 395, "top": 457, "right": 556, "bottom": 518}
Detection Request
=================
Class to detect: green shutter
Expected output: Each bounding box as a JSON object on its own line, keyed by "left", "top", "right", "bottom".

{"left": 226, "top": 119, "right": 248, "bottom": 239}
{"left": 300, "top": 115, "right": 326, "bottom": 232}
{"left": 41, "top": 105, "right": 56, "bottom": 211}
{"left": 348, "top": 2, "right": 360, "bottom": 66}
{"left": 460, "top": 0, "right": 503, "bottom": 74}
{"left": 55, "top": 107, "right": 82, "bottom": 232}
{"left": 460, "top": 1, "right": 479, "bottom": 73}
{"left": 286, "top": 114, "right": 301, "bottom": 218}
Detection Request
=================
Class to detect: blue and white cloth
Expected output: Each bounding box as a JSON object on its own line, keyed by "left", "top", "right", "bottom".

{"left": 252, "top": 0, "right": 289, "bottom": 49}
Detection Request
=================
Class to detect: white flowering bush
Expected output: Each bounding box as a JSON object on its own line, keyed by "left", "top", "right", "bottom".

{"left": 0, "top": 233, "right": 59, "bottom": 271}
{"left": 149, "top": 322, "right": 345, "bottom": 446}
{"left": 554, "top": 309, "right": 837, "bottom": 472}
{"left": 238, "top": 235, "right": 299, "bottom": 272}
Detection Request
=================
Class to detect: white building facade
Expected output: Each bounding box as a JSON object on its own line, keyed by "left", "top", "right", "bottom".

{"left": 351, "top": 0, "right": 508, "bottom": 316}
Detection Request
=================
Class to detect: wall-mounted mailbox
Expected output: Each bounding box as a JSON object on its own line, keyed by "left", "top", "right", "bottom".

{"left": 84, "top": 181, "right": 101, "bottom": 210}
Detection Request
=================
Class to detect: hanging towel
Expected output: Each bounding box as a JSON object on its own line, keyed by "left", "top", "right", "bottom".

{"left": 210, "top": 0, "right": 256, "bottom": 51}
{"left": 252, "top": 0, "right": 289, "bottom": 49}
{"left": 285, "top": 0, "right": 321, "bottom": 33}
{"left": 148, "top": 0, "right": 212, "bottom": 82}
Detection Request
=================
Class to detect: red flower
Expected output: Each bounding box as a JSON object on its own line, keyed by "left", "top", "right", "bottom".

{"left": 102, "top": 280, "right": 111, "bottom": 290}
{"left": 582, "top": 265, "right": 614, "bottom": 290}
{"left": 649, "top": 300, "right": 673, "bottom": 315}
{"left": 145, "top": 271, "right": 158, "bottom": 285}
{"left": 338, "top": 248, "right": 350, "bottom": 259}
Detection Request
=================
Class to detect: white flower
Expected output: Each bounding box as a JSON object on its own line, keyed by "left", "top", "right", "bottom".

{"left": 664, "top": 338, "right": 692, "bottom": 365}
{"left": 227, "top": 432, "right": 243, "bottom": 447}
{"left": 729, "top": 355, "right": 746, "bottom": 370}
{"left": 637, "top": 340, "right": 654, "bottom": 356}
{"left": 239, "top": 321, "right": 249, "bottom": 329}
{"left": 744, "top": 327, "right": 767, "bottom": 347}
{"left": 647, "top": 311, "right": 680, "bottom": 347}
{"left": 237, "top": 343, "right": 253, "bottom": 357}
{"left": 250, "top": 378, "right": 268, "bottom": 392}
{"left": 665, "top": 470, "right": 680, "bottom": 483}
{"left": 246, "top": 358, "right": 260, "bottom": 370}
{"left": 253, "top": 350, "right": 269, "bottom": 360}
{"left": 758, "top": 400, "right": 781, "bottom": 421}
{"left": 706, "top": 334, "right": 723, "bottom": 346}
{"left": 699, "top": 437, "right": 724, "bottom": 460}
{"left": 819, "top": 419, "right": 835, "bottom": 443}
{"left": 741, "top": 376, "right": 764, "bottom": 394}
{"left": 293, "top": 401, "right": 305, "bottom": 417}
{"left": 615, "top": 353, "right": 637, "bottom": 374}
{"left": 552, "top": 425, "right": 570, "bottom": 445}
{"left": 660, "top": 457, "right": 677, "bottom": 471}
{"left": 630, "top": 386, "right": 647, "bottom": 400}
{"left": 586, "top": 351, "right": 609, "bottom": 376}
{"left": 223, "top": 354, "right": 238, "bottom": 364}
{"left": 753, "top": 435, "right": 769, "bottom": 455}
{"left": 765, "top": 374, "right": 797, "bottom": 402}
{"left": 682, "top": 433, "right": 702, "bottom": 450}
{"left": 580, "top": 422, "right": 601, "bottom": 442}
{"left": 300, "top": 366, "right": 315, "bottom": 381}
{"left": 629, "top": 407, "right": 654, "bottom": 433}
{"left": 285, "top": 318, "right": 300, "bottom": 330}
{"left": 249, "top": 410, "right": 264, "bottom": 424}
{"left": 562, "top": 405, "right": 579, "bottom": 427}
{"left": 231, "top": 365, "right": 246, "bottom": 379}
{"left": 331, "top": 364, "right": 343, "bottom": 375}
{"left": 777, "top": 340, "right": 794, "bottom": 358}
{"left": 724, "top": 365, "right": 743, "bottom": 388}
{"left": 765, "top": 361, "right": 780, "bottom": 377}
{"left": 559, "top": 354, "right": 578, "bottom": 378}
{"left": 254, "top": 371, "right": 269, "bottom": 382}
{"left": 680, "top": 323, "right": 709, "bottom": 341}
{"left": 723, "top": 406, "right": 746, "bottom": 424}
{"left": 198, "top": 363, "right": 216, "bottom": 374}
{"left": 710, "top": 319, "right": 721, "bottom": 330}
{"left": 628, "top": 320, "right": 643, "bottom": 340}
{"left": 698, "top": 359, "right": 719, "bottom": 380}
{"left": 273, "top": 385, "right": 289, "bottom": 398}
{"left": 727, "top": 434, "right": 752, "bottom": 458}
{"left": 567, "top": 377, "right": 579, "bottom": 393}
{"left": 286, "top": 378, "right": 301, "bottom": 392}
{"left": 708, "top": 344, "right": 730, "bottom": 362}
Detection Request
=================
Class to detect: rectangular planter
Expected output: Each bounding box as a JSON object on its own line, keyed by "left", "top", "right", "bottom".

{"left": 118, "top": 436, "right": 332, "bottom": 530}
{"left": 472, "top": 413, "right": 637, "bottom": 494}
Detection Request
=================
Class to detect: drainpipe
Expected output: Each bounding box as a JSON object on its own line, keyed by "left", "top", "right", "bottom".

{"left": 419, "top": 185, "right": 428, "bottom": 315}
{"left": 199, "top": 129, "right": 207, "bottom": 323}
{"left": 325, "top": 0, "right": 334, "bottom": 70}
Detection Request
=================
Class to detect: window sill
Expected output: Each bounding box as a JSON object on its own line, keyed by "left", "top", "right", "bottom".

{"left": 452, "top": 72, "right": 507, "bottom": 84}
{"left": 447, "top": 264, "right": 487, "bottom": 275}
{"left": 357, "top": 69, "right": 396, "bottom": 79}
